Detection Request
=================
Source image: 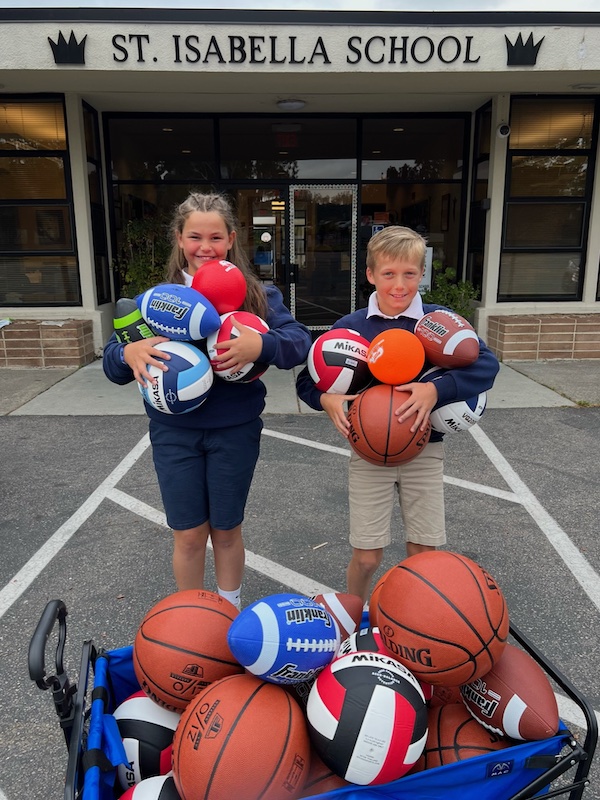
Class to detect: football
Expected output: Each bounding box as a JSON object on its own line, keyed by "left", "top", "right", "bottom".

{"left": 460, "top": 642, "right": 559, "bottom": 741}
{"left": 206, "top": 310, "right": 270, "bottom": 383}
{"left": 227, "top": 593, "right": 340, "bottom": 685}
{"left": 137, "top": 283, "right": 220, "bottom": 341}
{"left": 138, "top": 341, "right": 213, "bottom": 415}
{"left": 311, "top": 592, "right": 364, "bottom": 643}
{"left": 307, "top": 328, "right": 372, "bottom": 394}
{"left": 414, "top": 309, "right": 480, "bottom": 369}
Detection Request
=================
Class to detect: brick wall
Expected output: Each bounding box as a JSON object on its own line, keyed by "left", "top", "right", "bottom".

{"left": 0, "top": 319, "right": 95, "bottom": 367}
{"left": 487, "top": 314, "right": 600, "bottom": 361}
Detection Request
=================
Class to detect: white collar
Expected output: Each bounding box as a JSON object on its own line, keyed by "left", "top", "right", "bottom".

{"left": 182, "top": 269, "right": 193, "bottom": 287}
{"left": 366, "top": 291, "right": 424, "bottom": 321}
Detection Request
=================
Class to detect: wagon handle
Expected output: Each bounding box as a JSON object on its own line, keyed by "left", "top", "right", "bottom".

{"left": 29, "top": 599, "right": 68, "bottom": 689}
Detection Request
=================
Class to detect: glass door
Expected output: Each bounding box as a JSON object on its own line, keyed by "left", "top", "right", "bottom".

{"left": 289, "top": 184, "right": 358, "bottom": 331}
{"left": 232, "top": 187, "right": 287, "bottom": 301}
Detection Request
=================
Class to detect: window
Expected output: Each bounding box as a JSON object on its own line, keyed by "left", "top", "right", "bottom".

{"left": 0, "top": 98, "right": 79, "bottom": 306}
{"left": 498, "top": 97, "right": 597, "bottom": 301}
{"left": 84, "top": 103, "right": 111, "bottom": 305}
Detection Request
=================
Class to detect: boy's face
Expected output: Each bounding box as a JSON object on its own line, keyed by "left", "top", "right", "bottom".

{"left": 366, "top": 254, "right": 424, "bottom": 316}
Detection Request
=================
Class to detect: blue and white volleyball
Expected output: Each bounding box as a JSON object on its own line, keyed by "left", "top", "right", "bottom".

{"left": 139, "top": 341, "right": 213, "bottom": 414}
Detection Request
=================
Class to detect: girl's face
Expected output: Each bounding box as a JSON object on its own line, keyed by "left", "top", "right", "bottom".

{"left": 176, "top": 210, "right": 236, "bottom": 275}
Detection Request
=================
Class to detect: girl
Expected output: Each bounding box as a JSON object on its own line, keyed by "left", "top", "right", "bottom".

{"left": 103, "top": 192, "right": 312, "bottom": 609}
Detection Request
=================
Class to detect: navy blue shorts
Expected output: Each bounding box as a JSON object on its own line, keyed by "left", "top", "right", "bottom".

{"left": 149, "top": 418, "right": 263, "bottom": 531}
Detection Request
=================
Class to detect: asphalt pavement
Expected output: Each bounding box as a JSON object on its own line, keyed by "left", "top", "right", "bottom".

{"left": 0, "top": 358, "right": 599, "bottom": 800}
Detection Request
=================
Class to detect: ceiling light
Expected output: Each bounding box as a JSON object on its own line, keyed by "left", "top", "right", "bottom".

{"left": 182, "top": 149, "right": 191, "bottom": 154}
{"left": 277, "top": 99, "right": 306, "bottom": 112}
{"left": 393, "top": 127, "right": 404, "bottom": 132}
{"left": 162, "top": 127, "right": 173, "bottom": 132}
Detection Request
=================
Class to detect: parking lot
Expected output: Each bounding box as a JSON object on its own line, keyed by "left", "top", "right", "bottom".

{"left": 0, "top": 366, "right": 598, "bottom": 799}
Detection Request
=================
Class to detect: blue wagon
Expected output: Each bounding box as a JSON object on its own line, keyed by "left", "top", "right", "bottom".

{"left": 29, "top": 599, "right": 597, "bottom": 800}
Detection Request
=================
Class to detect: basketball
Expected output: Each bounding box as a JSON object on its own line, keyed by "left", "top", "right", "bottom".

{"left": 307, "top": 651, "right": 428, "bottom": 785}
{"left": 347, "top": 383, "right": 431, "bottom": 466}
{"left": 133, "top": 590, "right": 243, "bottom": 711}
{"left": 367, "top": 328, "right": 425, "bottom": 385}
{"left": 138, "top": 341, "right": 213, "bottom": 415}
{"left": 298, "top": 749, "right": 349, "bottom": 797}
{"left": 113, "top": 690, "right": 180, "bottom": 791}
{"left": 412, "top": 704, "right": 509, "bottom": 772}
{"left": 119, "top": 775, "right": 180, "bottom": 799}
{"left": 376, "top": 551, "right": 509, "bottom": 686}
{"left": 172, "top": 673, "right": 311, "bottom": 800}
{"left": 307, "top": 328, "right": 372, "bottom": 394}
{"left": 206, "top": 310, "right": 270, "bottom": 383}
{"left": 191, "top": 258, "right": 247, "bottom": 314}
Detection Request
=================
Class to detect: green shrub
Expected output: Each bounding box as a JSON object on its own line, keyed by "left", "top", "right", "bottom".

{"left": 421, "top": 260, "right": 479, "bottom": 321}
{"left": 113, "top": 214, "right": 172, "bottom": 298}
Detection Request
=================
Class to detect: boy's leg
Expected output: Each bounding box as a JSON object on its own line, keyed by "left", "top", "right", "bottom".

{"left": 173, "top": 522, "right": 211, "bottom": 589}
{"left": 397, "top": 442, "right": 446, "bottom": 554}
{"left": 347, "top": 546, "right": 383, "bottom": 604}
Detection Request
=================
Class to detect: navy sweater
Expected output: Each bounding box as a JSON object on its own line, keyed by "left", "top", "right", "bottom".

{"left": 103, "top": 285, "right": 312, "bottom": 429}
{"left": 296, "top": 303, "right": 500, "bottom": 444}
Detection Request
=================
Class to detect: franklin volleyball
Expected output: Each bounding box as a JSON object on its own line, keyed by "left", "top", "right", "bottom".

{"left": 138, "top": 341, "right": 213, "bottom": 415}
{"left": 308, "top": 328, "right": 372, "bottom": 394}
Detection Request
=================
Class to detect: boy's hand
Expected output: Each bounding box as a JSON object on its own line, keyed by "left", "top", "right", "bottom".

{"left": 212, "top": 317, "right": 263, "bottom": 373}
{"left": 320, "top": 392, "right": 359, "bottom": 438}
{"left": 394, "top": 381, "right": 438, "bottom": 433}
{"left": 123, "top": 337, "right": 170, "bottom": 387}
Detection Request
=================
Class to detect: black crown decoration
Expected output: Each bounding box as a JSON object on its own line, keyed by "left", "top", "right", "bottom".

{"left": 505, "top": 33, "right": 544, "bottom": 67}
{"left": 48, "top": 31, "right": 87, "bottom": 65}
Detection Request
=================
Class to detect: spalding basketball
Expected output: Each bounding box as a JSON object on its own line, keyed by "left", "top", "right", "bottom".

{"left": 367, "top": 328, "right": 425, "bottom": 385}
{"left": 307, "top": 651, "right": 428, "bottom": 785}
{"left": 133, "top": 590, "right": 243, "bottom": 711}
{"left": 377, "top": 551, "right": 509, "bottom": 686}
{"left": 119, "top": 775, "right": 179, "bottom": 799}
{"left": 191, "top": 258, "right": 247, "bottom": 314}
{"left": 412, "top": 704, "right": 509, "bottom": 772}
{"left": 113, "top": 691, "right": 180, "bottom": 791}
{"left": 419, "top": 366, "right": 487, "bottom": 433}
{"left": 172, "top": 673, "right": 310, "bottom": 800}
{"left": 414, "top": 309, "right": 479, "bottom": 368}
{"left": 307, "top": 328, "right": 372, "bottom": 394}
{"left": 347, "top": 384, "right": 431, "bottom": 466}
{"left": 206, "top": 310, "right": 270, "bottom": 382}
{"left": 138, "top": 341, "right": 213, "bottom": 415}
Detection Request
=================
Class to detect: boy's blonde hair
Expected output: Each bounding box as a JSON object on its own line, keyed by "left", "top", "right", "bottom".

{"left": 366, "top": 226, "right": 427, "bottom": 272}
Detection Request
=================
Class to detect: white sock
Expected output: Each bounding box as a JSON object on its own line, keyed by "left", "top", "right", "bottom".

{"left": 218, "top": 586, "right": 241, "bottom": 610}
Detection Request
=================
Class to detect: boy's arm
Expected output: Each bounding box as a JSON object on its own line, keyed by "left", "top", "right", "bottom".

{"left": 418, "top": 338, "right": 500, "bottom": 408}
{"left": 296, "top": 364, "right": 357, "bottom": 438}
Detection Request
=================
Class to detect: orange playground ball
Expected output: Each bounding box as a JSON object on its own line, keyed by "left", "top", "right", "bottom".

{"left": 367, "top": 328, "right": 425, "bottom": 385}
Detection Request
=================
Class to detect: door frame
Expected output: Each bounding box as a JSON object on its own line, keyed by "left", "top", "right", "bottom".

{"left": 288, "top": 183, "right": 359, "bottom": 330}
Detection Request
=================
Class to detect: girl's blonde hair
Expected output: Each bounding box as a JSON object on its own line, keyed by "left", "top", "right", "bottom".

{"left": 165, "top": 192, "right": 268, "bottom": 319}
{"left": 366, "top": 225, "right": 427, "bottom": 272}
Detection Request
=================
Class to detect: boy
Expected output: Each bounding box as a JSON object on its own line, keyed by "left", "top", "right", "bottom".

{"left": 296, "top": 226, "right": 499, "bottom": 604}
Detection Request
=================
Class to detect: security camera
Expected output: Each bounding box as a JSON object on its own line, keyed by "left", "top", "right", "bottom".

{"left": 497, "top": 123, "right": 511, "bottom": 139}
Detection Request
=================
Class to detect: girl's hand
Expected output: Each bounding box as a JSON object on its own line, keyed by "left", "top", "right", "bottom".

{"left": 122, "top": 337, "right": 170, "bottom": 387}
{"left": 212, "top": 318, "right": 263, "bottom": 372}
{"left": 320, "top": 392, "right": 359, "bottom": 438}
{"left": 394, "top": 381, "right": 438, "bottom": 433}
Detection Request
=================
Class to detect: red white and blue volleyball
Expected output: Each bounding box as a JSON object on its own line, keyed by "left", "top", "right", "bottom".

{"left": 308, "top": 328, "right": 372, "bottom": 394}
{"left": 206, "top": 311, "right": 270, "bottom": 383}
{"left": 113, "top": 690, "right": 181, "bottom": 791}
{"left": 227, "top": 593, "right": 340, "bottom": 685}
{"left": 306, "top": 651, "right": 428, "bottom": 785}
{"left": 137, "top": 284, "right": 220, "bottom": 341}
{"left": 138, "top": 341, "right": 213, "bottom": 414}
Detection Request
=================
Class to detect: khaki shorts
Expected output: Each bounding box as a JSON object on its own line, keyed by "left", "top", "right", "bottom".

{"left": 348, "top": 441, "right": 446, "bottom": 550}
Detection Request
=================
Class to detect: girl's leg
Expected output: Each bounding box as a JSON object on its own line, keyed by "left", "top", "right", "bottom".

{"left": 211, "top": 524, "right": 245, "bottom": 594}
{"left": 172, "top": 522, "right": 211, "bottom": 590}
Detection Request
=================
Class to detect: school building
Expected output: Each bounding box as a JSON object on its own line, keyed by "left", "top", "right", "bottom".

{"left": 1, "top": 5, "right": 600, "bottom": 366}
